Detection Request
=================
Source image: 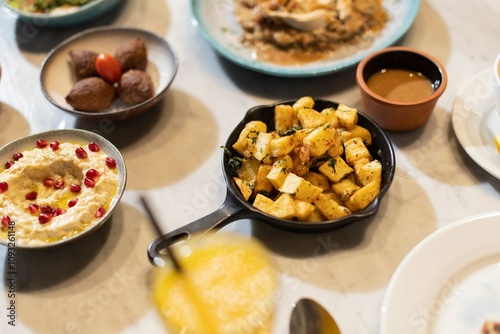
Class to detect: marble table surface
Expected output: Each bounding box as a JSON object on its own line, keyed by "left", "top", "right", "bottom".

{"left": 0, "top": 0, "right": 499, "bottom": 333}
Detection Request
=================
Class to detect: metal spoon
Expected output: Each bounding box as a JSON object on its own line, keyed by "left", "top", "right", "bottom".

{"left": 289, "top": 298, "right": 341, "bottom": 334}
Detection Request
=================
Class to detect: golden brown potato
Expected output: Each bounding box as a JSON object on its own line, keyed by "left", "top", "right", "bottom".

{"left": 115, "top": 38, "right": 148, "bottom": 72}
{"left": 65, "top": 77, "right": 116, "bottom": 112}
{"left": 118, "top": 70, "right": 155, "bottom": 105}
{"left": 69, "top": 49, "right": 98, "bottom": 80}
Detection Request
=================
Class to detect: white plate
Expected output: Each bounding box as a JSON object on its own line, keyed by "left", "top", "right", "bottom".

{"left": 380, "top": 212, "right": 500, "bottom": 334}
{"left": 452, "top": 68, "right": 500, "bottom": 179}
{"left": 190, "top": 0, "right": 420, "bottom": 77}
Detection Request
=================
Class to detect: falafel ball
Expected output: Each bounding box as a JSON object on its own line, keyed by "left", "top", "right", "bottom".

{"left": 66, "top": 77, "right": 116, "bottom": 112}
{"left": 115, "top": 38, "right": 148, "bottom": 72}
{"left": 69, "top": 49, "right": 98, "bottom": 80}
{"left": 118, "top": 70, "right": 155, "bottom": 105}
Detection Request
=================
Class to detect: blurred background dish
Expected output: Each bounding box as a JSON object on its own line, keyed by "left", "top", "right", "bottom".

{"left": 152, "top": 231, "right": 278, "bottom": 334}
{"left": 0, "top": 0, "right": 121, "bottom": 26}
{"left": 40, "top": 26, "right": 178, "bottom": 121}
{"left": 190, "top": 0, "right": 420, "bottom": 77}
{"left": 0, "top": 128, "right": 127, "bottom": 249}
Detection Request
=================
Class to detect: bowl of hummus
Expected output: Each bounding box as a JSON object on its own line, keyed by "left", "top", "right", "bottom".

{"left": 0, "top": 129, "right": 126, "bottom": 248}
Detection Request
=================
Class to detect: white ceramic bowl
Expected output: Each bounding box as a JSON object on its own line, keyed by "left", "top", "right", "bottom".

{"left": 40, "top": 26, "right": 178, "bottom": 121}
{"left": 0, "top": 129, "right": 127, "bottom": 249}
{"left": 0, "top": 0, "right": 121, "bottom": 26}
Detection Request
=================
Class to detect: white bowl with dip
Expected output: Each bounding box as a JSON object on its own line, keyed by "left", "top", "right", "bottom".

{"left": 356, "top": 46, "right": 448, "bottom": 132}
{"left": 0, "top": 129, "right": 126, "bottom": 249}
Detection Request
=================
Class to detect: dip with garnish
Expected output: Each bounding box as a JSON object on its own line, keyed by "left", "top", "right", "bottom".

{"left": 0, "top": 139, "right": 118, "bottom": 246}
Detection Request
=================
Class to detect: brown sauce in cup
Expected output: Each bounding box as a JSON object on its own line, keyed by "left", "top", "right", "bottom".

{"left": 366, "top": 69, "right": 435, "bottom": 102}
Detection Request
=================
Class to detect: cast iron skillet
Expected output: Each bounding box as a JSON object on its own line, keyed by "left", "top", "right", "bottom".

{"left": 148, "top": 99, "right": 396, "bottom": 264}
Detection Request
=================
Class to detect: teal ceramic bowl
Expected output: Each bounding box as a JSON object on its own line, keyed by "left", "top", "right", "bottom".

{"left": 0, "top": 0, "right": 121, "bottom": 27}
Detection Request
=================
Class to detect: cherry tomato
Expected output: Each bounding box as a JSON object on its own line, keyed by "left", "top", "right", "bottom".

{"left": 95, "top": 53, "right": 122, "bottom": 83}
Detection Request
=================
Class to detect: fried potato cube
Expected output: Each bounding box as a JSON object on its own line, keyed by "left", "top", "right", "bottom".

{"left": 290, "top": 146, "right": 311, "bottom": 177}
{"left": 326, "top": 132, "right": 344, "bottom": 158}
{"left": 293, "top": 96, "right": 315, "bottom": 112}
{"left": 356, "top": 160, "right": 382, "bottom": 188}
{"left": 253, "top": 193, "right": 274, "bottom": 214}
{"left": 237, "top": 157, "right": 260, "bottom": 183}
{"left": 335, "top": 104, "right": 358, "bottom": 130}
{"left": 274, "top": 104, "right": 295, "bottom": 132}
{"left": 325, "top": 191, "right": 344, "bottom": 205}
{"left": 352, "top": 157, "right": 371, "bottom": 174}
{"left": 313, "top": 193, "right": 351, "bottom": 220}
{"left": 320, "top": 107, "right": 340, "bottom": 128}
{"left": 270, "top": 134, "right": 300, "bottom": 157}
{"left": 269, "top": 193, "right": 297, "bottom": 219}
{"left": 253, "top": 165, "right": 274, "bottom": 196}
{"left": 303, "top": 125, "right": 337, "bottom": 157}
{"left": 266, "top": 155, "right": 293, "bottom": 189}
{"left": 233, "top": 177, "right": 253, "bottom": 201}
{"left": 305, "top": 207, "right": 326, "bottom": 222}
{"left": 297, "top": 108, "right": 326, "bottom": 129}
{"left": 344, "top": 137, "right": 372, "bottom": 166}
{"left": 345, "top": 181, "right": 380, "bottom": 212}
{"left": 332, "top": 179, "right": 360, "bottom": 201}
{"left": 337, "top": 128, "right": 352, "bottom": 144}
{"left": 349, "top": 125, "right": 372, "bottom": 145}
{"left": 294, "top": 199, "right": 316, "bottom": 221}
{"left": 303, "top": 172, "right": 330, "bottom": 192}
{"left": 232, "top": 120, "right": 267, "bottom": 157}
{"left": 253, "top": 132, "right": 277, "bottom": 164}
{"left": 318, "top": 156, "right": 354, "bottom": 183}
{"left": 278, "top": 173, "right": 323, "bottom": 202}
{"left": 293, "top": 128, "right": 311, "bottom": 142}
{"left": 335, "top": 125, "right": 372, "bottom": 145}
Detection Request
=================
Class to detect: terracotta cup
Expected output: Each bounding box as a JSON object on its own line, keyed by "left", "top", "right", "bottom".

{"left": 356, "top": 46, "right": 447, "bottom": 132}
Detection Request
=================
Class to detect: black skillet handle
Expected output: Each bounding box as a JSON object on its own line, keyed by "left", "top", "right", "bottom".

{"left": 147, "top": 190, "right": 250, "bottom": 265}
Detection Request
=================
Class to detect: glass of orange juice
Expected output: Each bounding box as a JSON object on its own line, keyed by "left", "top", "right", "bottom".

{"left": 152, "top": 231, "right": 278, "bottom": 334}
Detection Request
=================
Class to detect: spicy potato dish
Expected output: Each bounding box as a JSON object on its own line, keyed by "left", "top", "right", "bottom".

{"left": 228, "top": 96, "right": 383, "bottom": 222}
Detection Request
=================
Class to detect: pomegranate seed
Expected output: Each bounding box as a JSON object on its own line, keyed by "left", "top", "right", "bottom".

{"left": 69, "top": 184, "right": 81, "bottom": 193}
{"left": 37, "top": 139, "right": 48, "bottom": 148}
{"left": 43, "top": 178, "right": 54, "bottom": 187}
{"left": 1, "top": 216, "right": 10, "bottom": 227}
{"left": 68, "top": 198, "right": 78, "bottom": 207}
{"left": 0, "top": 182, "right": 8, "bottom": 193}
{"left": 38, "top": 213, "right": 52, "bottom": 224}
{"left": 95, "top": 207, "right": 106, "bottom": 218}
{"left": 88, "top": 142, "right": 100, "bottom": 152}
{"left": 28, "top": 204, "right": 39, "bottom": 214}
{"left": 86, "top": 168, "right": 99, "bottom": 179}
{"left": 41, "top": 205, "right": 53, "bottom": 215}
{"left": 5, "top": 161, "right": 14, "bottom": 169}
{"left": 53, "top": 178, "right": 64, "bottom": 189}
{"left": 12, "top": 152, "right": 23, "bottom": 161}
{"left": 105, "top": 157, "right": 116, "bottom": 168}
{"left": 50, "top": 141, "right": 60, "bottom": 150}
{"left": 25, "top": 191, "right": 37, "bottom": 200}
{"left": 84, "top": 177, "right": 95, "bottom": 187}
{"left": 75, "top": 147, "right": 88, "bottom": 159}
{"left": 52, "top": 208, "right": 66, "bottom": 216}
